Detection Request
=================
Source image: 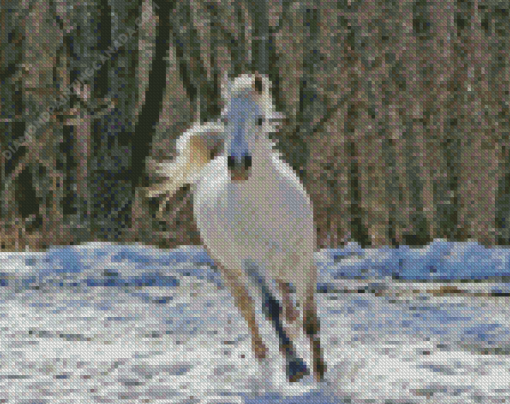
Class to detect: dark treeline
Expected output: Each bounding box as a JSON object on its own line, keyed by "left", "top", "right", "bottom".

{"left": 0, "top": 0, "right": 508, "bottom": 251}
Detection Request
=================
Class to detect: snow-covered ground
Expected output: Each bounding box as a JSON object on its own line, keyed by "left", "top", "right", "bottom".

{"left": 0, "top": 239, "right": 509, "bottom": 403}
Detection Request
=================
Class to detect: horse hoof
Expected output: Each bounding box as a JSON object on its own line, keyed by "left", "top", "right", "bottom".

{"left": 287, "top": 358, "right": 309, "bottom": 383}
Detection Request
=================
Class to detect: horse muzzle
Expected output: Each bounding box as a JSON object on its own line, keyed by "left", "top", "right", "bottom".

{"left": 227, "top": 155, "right": 252, "bottom": 181}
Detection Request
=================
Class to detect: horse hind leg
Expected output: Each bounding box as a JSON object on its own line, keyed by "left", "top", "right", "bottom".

{"left": 278, "top": 281, "right": 298, "bottom": 324}
{"left": 278, "top": 281, "right": 302, "bottom": 345}
{"left": 292, "top": 261, "right": 326, "bottom": 382}
{"left": 303, "top": 286, "right": 326, "bottom": 382}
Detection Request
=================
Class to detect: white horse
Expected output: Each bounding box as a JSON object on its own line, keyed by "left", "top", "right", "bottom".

{"left": 149, "top": 73, "right": 325, "bottom": 382}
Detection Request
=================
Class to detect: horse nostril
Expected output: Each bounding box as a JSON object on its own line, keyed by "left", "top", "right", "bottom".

{"left": 227, "top": 156, "right": 236, "bottom": 169}
{"left": 228, "top": 155, "right": 252, "bottom": 170}
{"left": 243, "top": 155, "right": 252, "bottom": 170}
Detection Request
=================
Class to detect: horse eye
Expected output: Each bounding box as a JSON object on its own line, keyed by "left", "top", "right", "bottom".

{"left": 256, "top": 116, "right": 264, "bottom": 126}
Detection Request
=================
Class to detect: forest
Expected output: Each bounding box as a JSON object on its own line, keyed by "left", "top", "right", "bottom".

{"left": 0, "top": 0, "right": 509, "bottom": 251}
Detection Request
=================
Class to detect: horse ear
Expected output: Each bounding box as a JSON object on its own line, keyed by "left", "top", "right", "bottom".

{"left": 254, "top": 74, "right": 263, "bottom": 94}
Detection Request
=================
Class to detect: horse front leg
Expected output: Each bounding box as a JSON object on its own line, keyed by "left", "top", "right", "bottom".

{"left": 219, "top": 263, "right": 268, "bottom": 360}
{"left": 245, "top": 262, "right": 309, "bottom": 382}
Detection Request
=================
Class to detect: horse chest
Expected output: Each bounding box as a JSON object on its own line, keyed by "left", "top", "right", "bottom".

{"left": 194, "top": 158, "right": 310, "bottom": 260}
